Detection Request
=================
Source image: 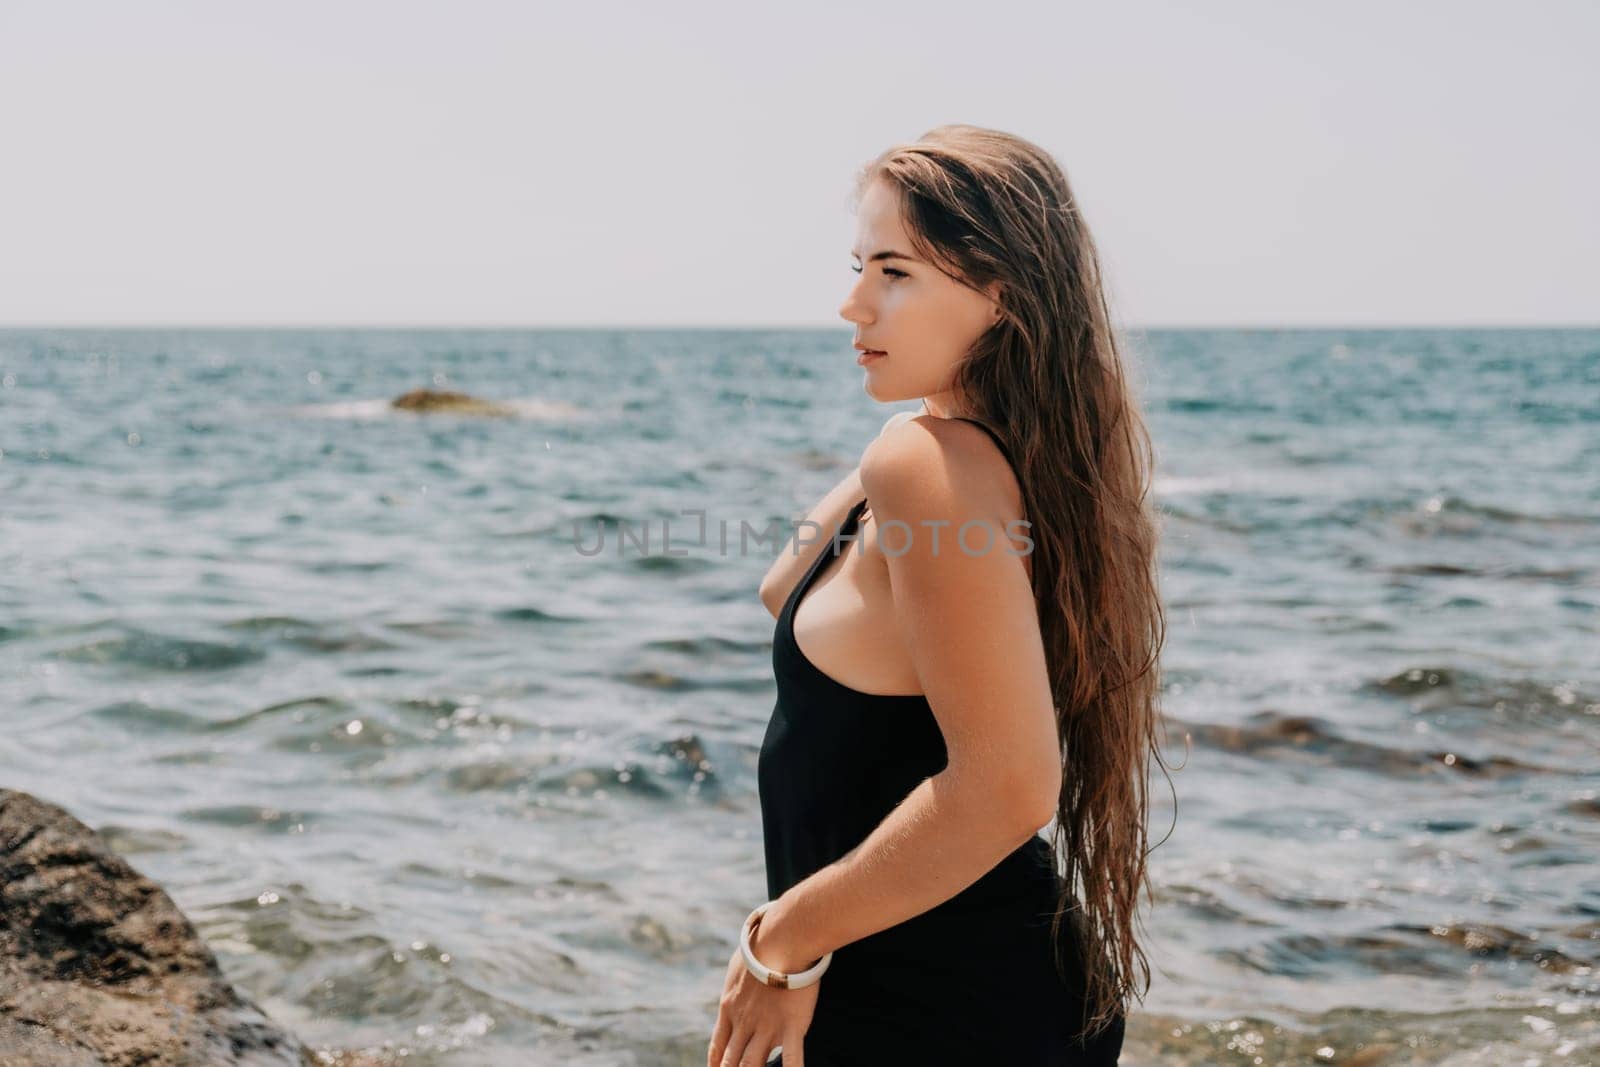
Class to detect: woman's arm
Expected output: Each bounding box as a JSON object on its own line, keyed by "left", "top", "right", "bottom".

{"left": 756, "top": 467, "right": 862, "bottom": 620}
{"left": 750, "top": 415, "right": 1062, "bottom": 972}
{"left": 756, "top": 409, "right": 920, "bottom": 620}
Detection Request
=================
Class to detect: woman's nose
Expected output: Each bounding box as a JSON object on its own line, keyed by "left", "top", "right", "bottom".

{"left": 838, "top": 283, "right": 873, "bottom": 325}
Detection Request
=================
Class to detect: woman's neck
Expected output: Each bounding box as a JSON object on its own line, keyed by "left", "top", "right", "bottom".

{"left": 921, "top": 392, "right": 971, "bottom": 421}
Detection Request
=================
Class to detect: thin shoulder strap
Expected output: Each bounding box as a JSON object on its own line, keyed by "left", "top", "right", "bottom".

{"left": 948, "top": 416, "right": 1016, "bottom": 468}
{"left": 784, "top": 496, "right": 870, "bottom": 618}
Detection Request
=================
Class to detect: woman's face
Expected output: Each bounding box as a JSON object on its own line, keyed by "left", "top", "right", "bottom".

{"left": 839, "top": 177, "right": 1001, "bottom": 409}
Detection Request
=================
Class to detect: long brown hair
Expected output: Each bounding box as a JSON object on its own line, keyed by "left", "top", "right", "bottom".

{"left": 855, "top": 125, "right": 1172, "bottom": 1038}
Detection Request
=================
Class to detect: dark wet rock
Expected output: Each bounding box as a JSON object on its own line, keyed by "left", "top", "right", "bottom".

{"left": 616, "top": 667, "right": 690, "bottom": 690}
{"left": 1398, "top": 919, "right": 1593, "bottom": 974}
{"left": 1366, "top": 666, "right": 1599, "bottom": 725}
{"left": 0, "top": 789, "right": 385, "bottom": 1066}
{"left": 1564, "top": 795, "right": 1600, "bottom": 817}
{"left": 390, "top": 388, "right": 514, "bottom": 416}
{"left": 1171, "top": 709, "right": 1554, "bottom": 778}
{"left": 656, "top": 732, "right": 710, "bottom": 772}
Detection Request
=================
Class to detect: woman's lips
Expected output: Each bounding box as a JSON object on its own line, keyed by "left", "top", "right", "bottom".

{"left": 856, "top": 349, "right": 886, "bottom": 365}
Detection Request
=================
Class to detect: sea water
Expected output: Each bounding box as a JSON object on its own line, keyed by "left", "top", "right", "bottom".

{"left": 0, "top": 327, "right": 1595, "bottom": 1064}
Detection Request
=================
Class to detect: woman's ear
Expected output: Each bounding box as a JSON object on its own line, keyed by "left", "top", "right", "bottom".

{"left": 985, "top": 281, "right": 1005, "bottom": 321}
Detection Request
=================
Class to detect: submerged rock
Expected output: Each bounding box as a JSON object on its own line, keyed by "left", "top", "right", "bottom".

{"left": 0, "top": 789, "right": 374, "bottom": 1066}
{"left": 389, "top": 388, "right": 515, "bottom": 416}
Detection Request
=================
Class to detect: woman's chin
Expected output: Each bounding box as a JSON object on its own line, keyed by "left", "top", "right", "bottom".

{"left": 863, "top": 376, "right": 910, "bottom": 404}
{"left": 863, "top": 379, "right": 890, "bottom": 403}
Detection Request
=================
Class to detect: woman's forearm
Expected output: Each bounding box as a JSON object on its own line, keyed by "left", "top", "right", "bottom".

{"left": 757, "top": 466, "right": 864, "bottom": 611}
{"left": 750, "top": 770, "right": 1046, "bottom": 973}
{"left": 759, "top": 410, "right": 917, "bottom": 613}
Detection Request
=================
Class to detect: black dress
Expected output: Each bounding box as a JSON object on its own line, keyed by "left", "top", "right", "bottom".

{"left": 757, "top": 417, "right": 1126, "bottom": 1065}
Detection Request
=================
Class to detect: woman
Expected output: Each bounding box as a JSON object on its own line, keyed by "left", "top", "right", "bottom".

{"left": 709, "top": 125, "right": 1169, "bottom": 1066}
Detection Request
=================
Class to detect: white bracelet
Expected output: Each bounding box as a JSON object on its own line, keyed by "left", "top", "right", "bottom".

{"left": 739, "top": 901, "right": 832, "bottom": 990}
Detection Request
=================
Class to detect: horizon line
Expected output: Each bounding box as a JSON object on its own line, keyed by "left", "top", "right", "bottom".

{"left": 1, "top": 320, "right": 1598, "bottom": 332}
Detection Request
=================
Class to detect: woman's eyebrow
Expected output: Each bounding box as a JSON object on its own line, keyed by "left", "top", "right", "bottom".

{"left": 849, "top": 249, "right": 918, "bottom": 263}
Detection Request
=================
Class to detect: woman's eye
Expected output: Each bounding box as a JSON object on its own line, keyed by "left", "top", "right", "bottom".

{"left": 849, "top": 264, "right": 907, "bottom": 280}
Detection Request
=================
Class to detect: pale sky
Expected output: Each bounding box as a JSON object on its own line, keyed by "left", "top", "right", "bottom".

{"left": 0, "top": 0, "right": 1594, "bottom": 328}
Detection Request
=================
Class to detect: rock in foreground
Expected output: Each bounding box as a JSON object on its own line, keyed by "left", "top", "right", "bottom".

{"left": 0, "top": 789, "right": 335, "bottom": 1066}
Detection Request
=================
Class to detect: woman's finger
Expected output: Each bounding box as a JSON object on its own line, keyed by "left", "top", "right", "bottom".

{"left": 717, "top": 1024, "right": 751, "bottom": 1067}
{"left": 780, "top": 1030, "right": 805, "bottom": 1066}
{"left": 707, "top": 1008, "right": 731, "bottom": 1067}
{"left": 737, "top": 1028, "right": 778, "bottom": 1067}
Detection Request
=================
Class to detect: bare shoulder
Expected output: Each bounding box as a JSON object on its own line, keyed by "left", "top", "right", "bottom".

{"left": 859, "top": 414, "right": 1022, "bottom": 521}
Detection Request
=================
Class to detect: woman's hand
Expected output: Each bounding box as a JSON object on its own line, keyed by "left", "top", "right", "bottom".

{"left": 707, "top": 942, "right": 820, "bottom": 1067}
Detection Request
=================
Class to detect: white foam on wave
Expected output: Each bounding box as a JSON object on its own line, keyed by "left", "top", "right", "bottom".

{"left": 288, "top": 399, "right": 394, "bottom": 420}
{"left": 498, "top": 397, "right": 588, "bottom": 420}
{"left": 284, "top": 397, "right": 588, "bottom": 421}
